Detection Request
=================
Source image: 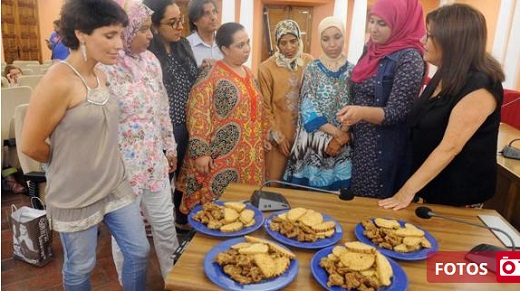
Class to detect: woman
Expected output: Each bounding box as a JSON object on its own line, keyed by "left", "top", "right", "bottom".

{"left": 143, "top": 0, "right": 199, "bottom": 230}
{"left": 20, "top": 0, "right": 149, "bottom": 290}
{"left": 283, "top": 17, "right": 353, "bottom": 191}
{"left": 258, "top": 19, "right": 313, "bottom": 183}
{"left": 101, "top": 0, "right": 179, "bottom": 281}
{"left": 4, "top": 64, "right": 23, "bottom": 87}
{"left": 177, "top": 22, "right": 265, "bottom": 214}
{"left": 337, "top": 0, "right": 425, "bottom": 199}
{"left": 379, "top": 4, "right": 504, "bottom": 210}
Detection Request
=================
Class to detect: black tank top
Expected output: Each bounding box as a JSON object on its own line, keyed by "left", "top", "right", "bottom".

{"left": 407, "top": 71, "right": 503, "bottom": 206}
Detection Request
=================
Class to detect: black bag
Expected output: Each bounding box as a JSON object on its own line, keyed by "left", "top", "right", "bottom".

{"left": 10, "top": 198, "right": 53, "bottom": 267}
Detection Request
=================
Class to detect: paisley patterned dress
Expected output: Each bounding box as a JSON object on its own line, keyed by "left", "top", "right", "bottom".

{"left": 177, "top": 61, "right": 266, "bottom": 214}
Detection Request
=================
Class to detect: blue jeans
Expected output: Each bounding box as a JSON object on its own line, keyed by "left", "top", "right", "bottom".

{"left": 59, "top": 202, "right": 150, "bottom": 291}
{"left": 112, "top": 186, "right": 179, "bottom": 280}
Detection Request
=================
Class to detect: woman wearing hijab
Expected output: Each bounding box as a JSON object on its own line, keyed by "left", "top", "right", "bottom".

{"left": 283, "top": 17, "right": 353, "bottom": 191}
{"left": 337, "top": 0, "right": 426, "bottom": 199}
{"left": 101, "top": 0, "right": 179, "bottom": 281}
{"left": 258, "top": 20, "right": 313, "bottom": 183}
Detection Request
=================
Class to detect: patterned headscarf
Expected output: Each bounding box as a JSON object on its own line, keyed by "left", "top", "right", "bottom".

{"left": 119, "top": 0, "right": 154, "bottom": 55}
{"left": 113, "top": 0, "right": 153, "bottom": 80}
{"left": 274, "top": 20, "right": 305, "bottom": 72}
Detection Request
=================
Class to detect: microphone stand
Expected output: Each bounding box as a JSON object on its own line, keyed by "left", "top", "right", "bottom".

{"left": 258, "top": 180, "right": 354, "bottom": 201}
{"left": 432, "top": 212, "right": 516, "bottom": 251}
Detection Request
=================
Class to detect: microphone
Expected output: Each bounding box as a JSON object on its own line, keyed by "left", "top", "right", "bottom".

{"left": 257, "top": 180, "right": 354, "bottom": 200}
{"left": 250, "top": 180, "right": 354, "bottom": 212}
{"left": 415, "top": 206, "right": 516, "bottom": 251}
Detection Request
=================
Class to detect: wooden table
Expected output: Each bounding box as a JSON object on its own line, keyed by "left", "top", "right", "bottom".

{"left": 166, "top": 183, "right": 519, "bottom": 290}
{"left": 485, "top": 123, "right": 520, "bottom": 229}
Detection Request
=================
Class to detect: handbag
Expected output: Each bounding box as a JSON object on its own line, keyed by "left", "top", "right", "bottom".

{"left": 10, "top": 197, "right": 53, "bottom": 267}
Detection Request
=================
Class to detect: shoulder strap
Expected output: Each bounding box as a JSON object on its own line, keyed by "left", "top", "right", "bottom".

{"left": 60, "top": 61, "right": 100, "bottom": 91}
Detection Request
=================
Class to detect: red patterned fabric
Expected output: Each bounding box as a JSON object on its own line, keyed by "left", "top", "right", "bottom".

{"left": 502, "top": 89, "right": 520, "bottom": 129}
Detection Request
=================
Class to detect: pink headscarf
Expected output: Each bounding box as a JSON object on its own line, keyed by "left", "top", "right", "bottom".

{"left": 351, "top": 0, "right": 425, "bottom": 83}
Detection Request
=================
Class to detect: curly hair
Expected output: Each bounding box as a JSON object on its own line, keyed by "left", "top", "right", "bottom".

{"left": 60, "top": 0, "right": 128, "bottom": 50}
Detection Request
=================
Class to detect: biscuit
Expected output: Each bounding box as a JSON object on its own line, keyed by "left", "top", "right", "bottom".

{"left": 421, "top": 237, "right": 432, "bottom": 248}
{"left": 224, "top": 207, "right": 240, "bottom": 223}
{"left": 299, "top": 210, "right": 324, "bottom": 226}
{"left": 332, "top": 246, "right": 347, "bottom": 257}
{"left": 312, "top": 221, "right": 336, "bottom": 232}
{"left": 287, "top": 207, "right": 307, "bottom": 222}
{"left": 273, "top": 256, "right": 291, "bottom": 276}
{"left": 231, "top": 242, "right": 252, "bottom": 249}
{"left": 374, "top": 218, "right": 401, "bottom": 229}
{"left": 253, "top": 253, "right": 276, "bottom": 278}
{"left": 224, "top": 202, "right": 246, "bottom": 213}
{"left": 344, "top": 241, "right": 376, "bottom": 254}
{"left": 238, "top": 243, "right": 269, "bottom": 255}
{"left": 404, "top": 223, "right": 418, "bottom": 229}
{"left": 220, "top": 221, "right": 243, "bottom": 232}
{"left": 239, "top": 209, "right": 255, "bottom": 224}
{"left": 339, "top": 252, "right": 375, "bottom": 271}
{"left": 403, "top": 236, "right": 422, "bottom": 248}
{"left": 376, "top": 252, "right": 393, "bottom": 286}
{"left": 316, "top": 228, "right": 335, "bottom": 238}
{"left": 243, "top": 218, "right": 256, "bottom": 228}
{"left": 244, "top": 236, "right": 296, "bottom": 259}
{"left": 393, "top": 244, "right": 409, "bottom": 253}
{"left": 277, "top": 212, "right": 288, "bottom": 220}
{"left": 395, "top": 227, "right": 425, "bottom": 237}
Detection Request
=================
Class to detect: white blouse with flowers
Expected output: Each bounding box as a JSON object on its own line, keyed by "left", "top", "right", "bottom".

{"left": 101, "top": 50, "right": 177, "bottom": 196}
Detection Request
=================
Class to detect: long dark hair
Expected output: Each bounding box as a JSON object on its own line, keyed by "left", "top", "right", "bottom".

{"left": 427, "top": 4, "right": 504, "bottom": 97}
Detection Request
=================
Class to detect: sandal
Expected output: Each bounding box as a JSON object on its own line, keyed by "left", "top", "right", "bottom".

{"left": 2, "top": 175, "right": 27, "bottom": 194}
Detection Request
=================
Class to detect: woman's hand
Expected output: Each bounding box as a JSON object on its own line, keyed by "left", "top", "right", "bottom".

{"left": 264, "top": 140, "right": 273, "bottom": 152}
{"left": 333, "top": 130, "right": 350, "bottom": 146}
{"left": 195, "top": 156, "right": 213, "bottom": 175}
{"left": 337, "top": 105, "right": 364, "bottom": 126}
{"left": 378, "top": 186, "right": 416, "bottom": 210}
{"left": 325, "top": 138, "right": 342, "bottom": 156}
{"left": 166, "top": 150, "right": 177, "bottom": 173}
{"left": 277, "top": 139, "right": 291, "bottom": 156}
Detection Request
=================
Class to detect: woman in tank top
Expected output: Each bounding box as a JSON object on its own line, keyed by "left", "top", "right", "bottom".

{"left": 379, "top": 4, "right": 505, "bottom": 210}
{"left": 20, "top": 1, "right": 150, "bottom": 290}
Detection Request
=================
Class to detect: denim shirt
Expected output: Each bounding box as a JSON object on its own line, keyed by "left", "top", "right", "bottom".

{"left": 374, "top": 48, "right": 419, "bottom": 198}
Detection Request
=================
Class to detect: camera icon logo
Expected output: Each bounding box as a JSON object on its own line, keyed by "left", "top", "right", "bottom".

{"left": 500, "top": 257, "right": 520, "bottom": 276}
{"left": 496, "top": 252, "right": 520, "bottom": 283}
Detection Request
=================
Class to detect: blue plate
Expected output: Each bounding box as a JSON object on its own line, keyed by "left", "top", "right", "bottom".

{"left": 354, "top": 219, "right": 439, "bottom": 261}
{"left": 188, "top": 201, "right": 264, "bottom": 237}
{"left": 204, "top": 237, "right": 299, "bottom": 291}
{"left": 264, "top": 210, "right": 343, "bottom": 249}
{"left": 311, "top": 245, "right": 408, "bottom": 291}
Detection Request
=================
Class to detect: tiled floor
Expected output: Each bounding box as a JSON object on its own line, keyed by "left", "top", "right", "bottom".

{"left": 1, "top": 190, "right": 184, "bottom": 290}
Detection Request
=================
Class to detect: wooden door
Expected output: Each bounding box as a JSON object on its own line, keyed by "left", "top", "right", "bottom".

{"left": 261, "top": 5, "right": 313, "bottom": 63}
{"left": 1, "top": 0, "right": 42, "bottom": 64}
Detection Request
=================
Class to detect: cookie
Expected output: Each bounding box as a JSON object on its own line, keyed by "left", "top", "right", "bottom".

{"left": 239, "top": 209, "right": 255, "bottom": 224}
{"left": 339, "top": 251, "right": 375, "bottom": 271}
{"left": 344, "top": 241, "right": 376, "bottom": 254}
{"left": 220, "top": 221, "right": 243, "bottom": 232}
{"left": 376, "top": 252, "right": 393, "bottom": 286}
{"left": 374, "top": 218, "right": 400, "bottom": 229}
{"left": 287, "top": 207, "right": 307, "bottom": 222}
{"left": 224, "top": 207, "right": 240, "bottom": 223}
{"left": 224, "top": 201, "right": 247, "bottom": 213}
